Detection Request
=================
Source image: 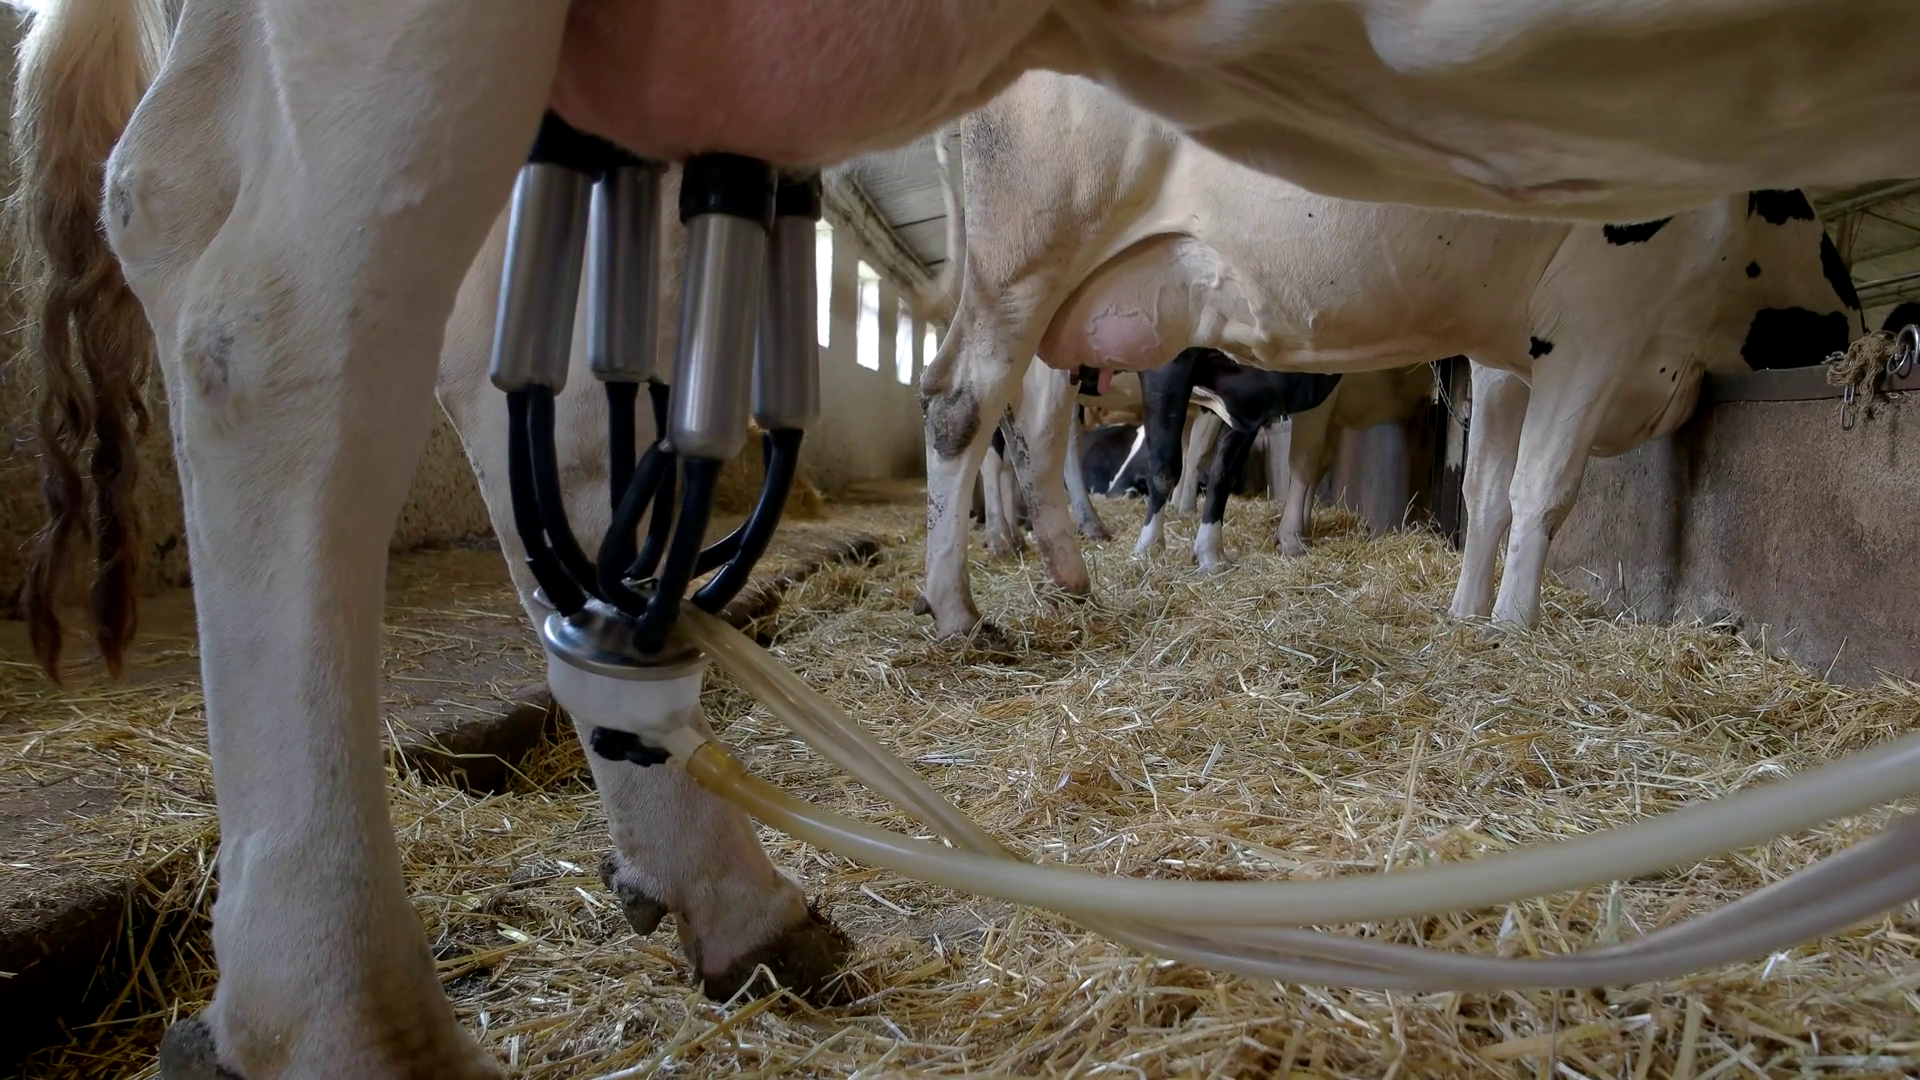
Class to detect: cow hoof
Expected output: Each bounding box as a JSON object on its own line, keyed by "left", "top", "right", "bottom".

{"left": 911, "top": 592, "right": 932, "bottom": 617}
{"left": 159, "top": 1016, "right": 244, "bottom": 1080}
{"left": 1196, "top": 557, "right": 1232, "bottom": 575}
{"left": 1078, "top": 521, "right": 1113, "bottom": 543}
{"left": 601, "top": 852, "right": 669, "bottom": 936}
{"left": 698, "top": 902, "right": 857, "bottom": 1006}
{"left": 1278, "top": 537, "right": 1308, "bottom": 558}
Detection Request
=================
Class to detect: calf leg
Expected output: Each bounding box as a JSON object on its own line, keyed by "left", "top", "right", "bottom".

{"left": 108, "top": 3, "right": 565, "bottom": 1075}
{"left": 1492, "top": 361, "right": 1613, "bottom": 627}
{"left": 1264, "top": 418, "right": 1291, "bottom": 501}
{"left": 437, "top": 214, "right": 845, "bottom": 1007}
{"left": 980, "top": 424, "right": 1022, "bottom": 558}
{"left": 1194, "top": 425, "right": 1258, "bottom": 572}
{"left": 1172, "top": 408, "right": 1221, "bottom": 515}
{"left": 1277, "top": 399, "right": 1337, "bottom": 557}
{"left": 1001, "top": 361, "right": 1093, "bottom": 593}
{"left": 1449, "top": 363, "right": 1529, "bottom": 619}
{"left": 1133, "top": 356, "right": 1197, "bottom": 558}
{"left": 1063, "top": 403, "right": 1113, "bottom": 540}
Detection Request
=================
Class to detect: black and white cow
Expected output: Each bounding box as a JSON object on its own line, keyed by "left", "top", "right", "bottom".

{"left": 1078, "top": 420, "right": 1152, "bottom": 499}
{"left": 1133, "top": 348, "right": 1340, "bottom": 569}
{"left": 1135, "top": 352, "right": 1437, "bottom": 567}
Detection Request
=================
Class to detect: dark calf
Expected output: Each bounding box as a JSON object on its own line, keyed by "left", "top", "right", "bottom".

{"left": 1080, "top": 422, "right": 1150, "bottom": 497}
{"left": 1133, "top": 348, "right": 1340, "bottom": 562}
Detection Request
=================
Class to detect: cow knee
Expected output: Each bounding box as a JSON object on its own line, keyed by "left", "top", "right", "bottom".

{"left": 922, "top": 383, "right": 983, "bottom": 460}
{"left": 106, "top": 86, "right": 235, "bottom": 293}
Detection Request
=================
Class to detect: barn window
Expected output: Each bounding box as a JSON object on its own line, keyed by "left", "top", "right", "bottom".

{"left": 856, "top": 260, "right": 881, "bottom": 371}
{"left": 895, "top": 306, "right": 915, "bottom": 384}
{"left": 814, "top": 220, "right": 833, "bottom": 348}
{"left": 924, "top": 324, "right": 940, "bottom": 365}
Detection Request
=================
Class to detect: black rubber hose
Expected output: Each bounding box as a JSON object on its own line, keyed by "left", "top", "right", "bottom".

{"left": 632, "top": 456, "right": 723, "bottom": 654}
{"left": 628, "top": 380, "right": 677, "bottom": 580}
{"left": 597, "top": 440, "right": 670, "bottom": 613}
{"left": 606, "top": 380, "right": 639, "bottom": 511}
{"left": 692, "top": 430, "right": 781, "bottom": 576}
{"left": 693, "top": 428, "right": 802, "bottom": 613}
{"left": 506, "top": 392, "right": 586, "bottom": 616}
{"left": 525, "top": 387, "right": 601, "bottom": 596}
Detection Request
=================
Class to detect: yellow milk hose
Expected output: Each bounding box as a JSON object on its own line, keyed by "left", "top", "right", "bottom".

{"left": 676, "top": 609, "right": 1920, "bottom": 989}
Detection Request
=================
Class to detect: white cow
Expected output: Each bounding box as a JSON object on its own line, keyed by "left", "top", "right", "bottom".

{"left": 917, "top": 72, "right": 1864, "bottom": 639}
{"left": 17, "top": 0, "right": 1912, "bottom": 1074}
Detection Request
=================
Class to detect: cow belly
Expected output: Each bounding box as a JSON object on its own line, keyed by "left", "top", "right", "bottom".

{"left": 552, "top": 1, "right": 1920, "bottom": 221}
{"left": 551, "top": 0, "right": 1051, "bottom": 165}
{"left": 1038, "top": 236, "right": 1249, "bottom": 372}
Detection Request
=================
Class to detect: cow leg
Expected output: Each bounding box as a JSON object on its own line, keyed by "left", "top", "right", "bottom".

{"left": 1449, "top": 364, "right": 1529, "bottom": 620}
{"left": 106, "top": 4, "right": 566, "bottom": 1076}
{"left": 1063, "top": 404, "right": 1113, "bottom": 541}
{"left": 436, "top": 216, "right": 848, "bottom": 1007}
{"left": 920, "top": 307, "right": 1039, "bottom": 638}
{"left": 1001, "top": 362, "right": 1093, "bottom": 593}
{"left": 1172, "top": 408, "right": 1221, "bottom": 515}
{"left": 980, "top": 425, "right": 1022, "bottom": 558}
{"left": 1194, "top": 424, "right": 1258, "bottom": 572}
{"left": 1264, "top": 418, "right": 1291, "bottom": 501}
{"left": 1133, "top": 356, "right": 1197, "bottom": 558}
{"left": 1492, "top": 361, "right": 1613, "bottom": 627}
{"left": 1277, "top": 400, "right": 1337, "bottom": 557}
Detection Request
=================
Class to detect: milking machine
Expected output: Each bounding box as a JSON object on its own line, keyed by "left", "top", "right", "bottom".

{"left": 492, "top": 112, "right": 1920, "bottom": 992}
{"left": 490, "top": 113, "right": 815, "bottom": 769}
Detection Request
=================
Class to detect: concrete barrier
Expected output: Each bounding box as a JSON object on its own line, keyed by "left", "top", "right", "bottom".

{"left": 1549, "top": 389, "right": 1918, "bottom": 686}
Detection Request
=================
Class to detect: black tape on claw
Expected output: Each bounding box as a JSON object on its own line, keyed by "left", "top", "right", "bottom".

{"left": 529, "top": 110, "right": 644, "bottom": 175}
{"left": 680, "top": 153, "right": 776, "bottom": 227}
{"left": 774, "top": 174, "right": 824, "bottom": 221}
{"left": 589, "top": 726, "right": 672, "bottom": 768}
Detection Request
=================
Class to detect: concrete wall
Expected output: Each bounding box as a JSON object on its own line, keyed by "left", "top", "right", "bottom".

{"left": 807, "top": 224, "right": 929, "bottom": 493}
{"left": 1548, "top": 390, "right": 1920, "bottom": 686}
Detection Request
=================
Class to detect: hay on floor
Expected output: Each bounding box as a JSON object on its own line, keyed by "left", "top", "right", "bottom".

{"left": 9, "top": 497, "right": 1920, "bottom": 1079}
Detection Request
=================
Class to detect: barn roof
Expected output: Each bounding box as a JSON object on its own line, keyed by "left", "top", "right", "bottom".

{"left": 1810, "top": 181, "right": 1920, "bottom": 324}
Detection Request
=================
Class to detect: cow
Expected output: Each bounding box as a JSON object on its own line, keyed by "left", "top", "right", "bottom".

{"left": 976, "top": 358, "right": 1272, "bottom": 555}
{"left": 1174, "top": 361, "right": 1442, "bottom": 547}
{"left": 968, "top": 349, "right": 1432, "bottom": 602}
{"left": 915, "top": 72, "right": 1864, "bottom": 640}
{"left": 1132, "top": 351, "right": 1436, "bottom": 569}
{"left": 1078, "top": 421, "right": 1152, "bottom": 498}
{"left": 20, "top": 0, "right": 1918, "bottom": 1073}
{"left": 976, "top": 388, "right": 1265, "bottom": 557}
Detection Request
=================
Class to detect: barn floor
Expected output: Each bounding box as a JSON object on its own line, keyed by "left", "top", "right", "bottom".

{"left": 8, "top": 491, "right": 1920, "bottom": 1078}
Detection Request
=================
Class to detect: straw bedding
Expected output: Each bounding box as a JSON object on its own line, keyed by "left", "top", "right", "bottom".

{"left": 9, "top": 497, "right": 1920, "bottom": 1079}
